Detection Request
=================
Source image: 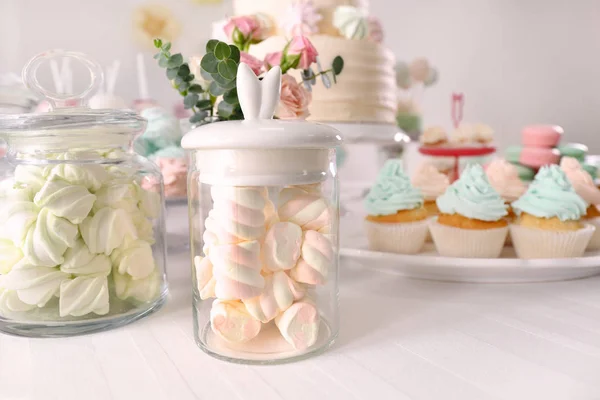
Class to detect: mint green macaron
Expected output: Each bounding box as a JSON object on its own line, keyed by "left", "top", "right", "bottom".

{"left": 512, "top": 162, "right": 536, "bottom": 181}
{"left": 505, "top": 145, "right": 522, "bottom": 164}
{"left": 582, "top": 163, "right": 597, "bottom": 179}
{"left": 558, "top": 143, "right": 588, "bottom": 162}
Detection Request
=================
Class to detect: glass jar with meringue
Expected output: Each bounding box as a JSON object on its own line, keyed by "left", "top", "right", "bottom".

{"left": 0, "top": 51, "right": 167, "bottom": 337}
{"left": 183, "top": 64, "right": 341, "bottom": 364}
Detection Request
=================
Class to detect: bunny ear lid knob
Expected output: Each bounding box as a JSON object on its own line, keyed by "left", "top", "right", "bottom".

{"left": 237, "top": 63, "right": 282, "bottom": 121}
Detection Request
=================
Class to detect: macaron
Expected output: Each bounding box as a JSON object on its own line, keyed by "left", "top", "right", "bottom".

{"left": 519, "top": 147, "right": 560, "bottom": 169}
{"left": 512, "top": 163, "right": 536, "bottom": 181}
{"left": 582, "top": 163, "right": 598, "bottom": 179}
{"left": 505, "top": 145, "right": 522, "bottom": 163}
{"left": 557, "top": 143, "right": 588, "bottom": 162}
{"left": 521, "top": 125, "right": 564, "bottom": 148}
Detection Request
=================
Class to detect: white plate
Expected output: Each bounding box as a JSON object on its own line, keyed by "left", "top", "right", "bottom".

{"left": 341, "top": 244, "right": 600, "bottom": 283}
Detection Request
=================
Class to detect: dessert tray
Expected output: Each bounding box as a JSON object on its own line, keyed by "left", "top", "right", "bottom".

{"left": 341, "top": 244, "right": 600, "bottom": 284}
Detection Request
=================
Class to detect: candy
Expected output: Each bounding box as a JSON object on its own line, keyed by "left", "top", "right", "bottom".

{"left": 290, "top": 230, "right": 334, "bottom": 285}
{"left": 263, "top": 222, "right": 303, "bottom": 272}
{"left": 275, "top": 299, "right": 319, "bottom": 350}
{"left": 243, "top": 271, "right": 305, "bottom": 323}
{"left": 278, "top": 187, "right": 332, "bottom": 232}
{"left": 59, "top": 276, "right": 109, "bottom": 317}
{"left": 210, "top": 299, "right": 261, "bottom": 344}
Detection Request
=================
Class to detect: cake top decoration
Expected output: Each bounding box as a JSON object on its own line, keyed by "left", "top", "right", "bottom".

{"left": 333, "top": 6, "right": 369, "bottom": 40}
{"left": 486, "top": 159, "right": 527, "bottom": 203}
{"left": 281, "top": 0, "right": 323, "bottom": 37}
{"left": 560, "top": 156, "right": 600, "bottom": 205}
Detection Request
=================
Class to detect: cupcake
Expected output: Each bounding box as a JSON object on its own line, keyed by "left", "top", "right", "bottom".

{"left": 364, "top": 160, "right": 429, "bottom": 254}
{"left": 430, "top": 164, "right": 509, "bottom": 258}
{"left": 511, "top": 165, "right": 594, "bottom": 259}
{"left": 486, "top": 159, "right": 527, "bottom": 221}
{"left": 561, "top": 157, "right": 600, "bottom": 250}
{"left": 411, "top": 162, "right": 450, "bottom": 217}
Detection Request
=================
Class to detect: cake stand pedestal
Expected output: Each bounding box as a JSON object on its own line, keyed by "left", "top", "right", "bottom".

{"left": 419, "top": 146, "right": 496, "bottom": 182}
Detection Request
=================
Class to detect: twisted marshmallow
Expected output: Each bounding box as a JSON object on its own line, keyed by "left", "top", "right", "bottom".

{"left": 243, "top": 271, "right": 305, "bottom": 323}
{"left": 34, "top": 178, "right": 96, "bottom": 224}
{"left": 263, "top": 222, "right": 303, "bottom": 272}
{"left": 59, "top": 276, "right": 109, "bottom": 317}
{"left": 209, "top": 240, "right": 265, "bottom": 300}
{"left": 0, "top": 201, "right": 38, "bottom": 247}
{"left": 194, "top": 256, "right": 216, "bottom": 300}
{"left": 278, "top": 187, "right": 332, "bottom": 233}
{"left": 111, "top": 239, "right": 155, "bottom": 279}
{"left": 275, "top": 299, "right": 320, "bottom": 350}
{"left": 24, "top": 208, "right": 79, "bottom": 267}
{"left": 0, "top": 260, "right": 70, "bottom": 307}
{"left": 0, "top": 239, "right": 23, "bottom": 275}
{"left": 113, "top": 268, "right": 161, "bottom": 303}
{"left": 210, "top": 299, "right": 261, "bottom": 343}
{"left": 290, "top": 231, "right": 334, "bottom": 285}
{"left": 80, "top": 207, "right": 137, "bottom": 255}
{"left": 61, "top": 239, "right": 111, "bottom": 277}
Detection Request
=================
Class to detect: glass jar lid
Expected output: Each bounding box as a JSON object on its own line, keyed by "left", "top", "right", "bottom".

{"left": 0, "top": 50, "right": 145, "bottom": 136}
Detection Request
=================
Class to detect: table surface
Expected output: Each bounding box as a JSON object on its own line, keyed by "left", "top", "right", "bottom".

{"left": 3, "top": 204, "right": 600, "bottom": 400}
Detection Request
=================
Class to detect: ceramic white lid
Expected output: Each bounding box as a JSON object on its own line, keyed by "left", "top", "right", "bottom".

{"left": 181, "top": 64, "right": 342, "bottom": 151}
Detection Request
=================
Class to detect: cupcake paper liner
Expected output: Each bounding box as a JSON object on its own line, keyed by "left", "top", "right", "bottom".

{"left": 365, "top": 219, "right": 429, "bottom": 254}
{"left": 429, "top": 219, "right": 508, "bottom": 258}
{"left": 584, "top": 217, "right": 600, "bottom": 251}
{"left": 509, "top": 223, "right": 595, "bottom": 259}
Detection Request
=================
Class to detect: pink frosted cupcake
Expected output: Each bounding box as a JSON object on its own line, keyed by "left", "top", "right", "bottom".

{"left": 561, "top": 157, "right": 600, "bottom": 250}
{"left": 486, "top": 159, "right": 527, "bottom": 221}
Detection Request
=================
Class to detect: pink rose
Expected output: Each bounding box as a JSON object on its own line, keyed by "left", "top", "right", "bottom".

{"left": 240, "top": 52, "right": 263, "bottom": 75}
{"left": 264, "top": 51, "right": 283, "bottom": 69}
{"left": 286, "top": 36, "right": 318, "bottom": 70}
{"left": 277, "top": 74, "right": 312, "bottom": 120}
{"left": 223, "top": 16, "right": 262, "bottom": 42}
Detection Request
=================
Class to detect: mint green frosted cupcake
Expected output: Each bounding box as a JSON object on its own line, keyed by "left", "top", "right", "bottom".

{"left": 430, "top": 164, "right": 509, "bottom": 258}
{"left": 364, "top": 160, "right": 429, "bottom": 254}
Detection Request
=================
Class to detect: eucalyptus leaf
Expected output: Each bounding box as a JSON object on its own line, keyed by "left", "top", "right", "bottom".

{"left": 188, "top": 84, "right": 204, "bottom": 93}
{"left": 177, "top": 64, "right": 190, "bottom": 77}
{"left": 184, "top": 74, "right": 195, "bottom": 82}
{"left": 166, "top": 67, "right": 178, "bottom": 80}
{"left": 190, "top": 111, "right": 207, "bottom": 124}
{"left": 161, "top": 42, "right": 171, "bottom": 52}
{"left": 153, "top": 53, "right": 161, "bottom": 60}
{"left": 196, "top": 99, "right": 212, "bottom": 110}
{"left": 167, "top": 53, "right": 184, "bottom": 68}
{"left": 229, "top": 45, "right": 241, "bottom": 63}
{"left": 206, "top": 39, "right": 219, "bottom": 54}
{"left": 209, "top": 81, "right": 226, "bottom": 97}
{"left": 214, "top": 42, "right": 232, "bottom": 60}
{"left": 218, "top": 59, "right": 238, "bottom": 81}
{"left": 201, "top": 53, "right": 219, "bottom": 74}
{"left": 179, "top": 81, "right": 190, "bottom": 91}
{"left": 184, "top": 93, "right": 200, "bottom": 109}
{"left": 217, "top": 101, "right": 235, "bottom": 118}
{"left": 332, "top": 56, "right": 344, "bottom": 75}
{"left": 223, "top": 88, "right": 238, "bottom": 105}
{"left": 154, "top": 39, "right": 163, "bottom": 48}
{"left": 211, "top": 73, "right": 237, "bottom": 90}
{"left": 174, "top": 76, "right": 184, "bottom": 86}
{"left": 200, "top": 68, "right": 214, "bottom": 82}
{"left": 158, "top": 56, "right": 169, "bottom": 68}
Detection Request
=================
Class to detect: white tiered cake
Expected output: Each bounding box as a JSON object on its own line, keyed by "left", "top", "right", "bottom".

{"left": 233, "top": 0, "right": 397, "bottom": 126}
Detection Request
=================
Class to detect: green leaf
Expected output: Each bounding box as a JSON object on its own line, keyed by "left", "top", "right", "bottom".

{"left": 188, "top": 84, "right": 204, "bottom": 93}
{"left": 161, "top": 42, "right": 171, "bottom": 52}
{"left": 174, "top": 76, "right": 184, "bottom": 86}
{"left": 214, "top": 42, "right": 232, "bottom": 60}
{"left": 200, "top": 68, "right": 214, "bottom": 82}
{"left": 211, "top": 73, "right": 237, "bottom": 89}
{"left": 177, "top": 64, "right": 190, "bottom": 77}
{"left": 217, "top": 101, "right": 235, "bottom": 118}
{"left": 206, "top": 39, "right": 219, "bottom": 54}
{"left": 158, "top": 55, "right": 169, "bottom": 68}
{"left": 332, "top": 56, "right": 344, "bottom": 76}
{"left": 229, "top": 45, "right": 241, "bottom": 63}
{"left": 201, "top": 53, "right": 219, "bottom": 74}
{"left": 166, "top": 67, "right": 178, "bottom": 80}
{"left": 153, "top": 53, "right": 161, "bottom": 60}
{"left": 184, "top": 74, "right": 195, "bottom": 82}
{"left": 196, "top": 99, "right": 212, "bottom": 110}
{"left": 190, "top": 112, "right": 207, "bottom": 124}
{"left": 153, "top": 38, "right": 163, "bottom": 48}
{"left": 167, "top": 53, "right": 184, "bottom": 68}
{"left": 223, "top": 88, "right": 238, "bottom": 105}
{"left": 209, "top": 81, "right": 226, "bottom": 97}
{"left": 179, "top": 81, "right": 190, "bottom": 92}
{"left": 218, "top": 59, "right": 238, "bottom": 81}
{"left": 184, "top": 93, "right": 199, "bottom": 109}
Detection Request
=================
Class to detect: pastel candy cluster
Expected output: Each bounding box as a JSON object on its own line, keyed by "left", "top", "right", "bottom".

{"left": 196, "top": 184, "right": 335, "bottom": 350}
{"left": 0, "top": 150, "right": 163, "bottom": 318}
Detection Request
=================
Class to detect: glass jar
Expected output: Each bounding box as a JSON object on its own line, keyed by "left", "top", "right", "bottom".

{"left": 182, "top": 64, "right": 342, "bottom": 364}
{"left": 0, "top": 51, "right": 168, "bottom": 337}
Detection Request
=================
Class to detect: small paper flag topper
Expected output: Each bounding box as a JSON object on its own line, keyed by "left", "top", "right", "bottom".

{"left": 451, "top": 92, "right": 464, "bottom": 129}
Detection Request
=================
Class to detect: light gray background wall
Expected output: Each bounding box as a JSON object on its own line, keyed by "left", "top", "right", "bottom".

{"left": 1, "top": 0, "right": 599, "bottom": 152}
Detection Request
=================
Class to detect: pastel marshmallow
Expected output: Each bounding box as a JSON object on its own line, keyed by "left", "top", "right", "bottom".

{"left": 263, "top": 222, "right": 303, "bottom": 272}
{"left": 290, "top": 230, "right": 334, "bottom": 285}
{"left": 243, "top": 271, "right": 305, "bottom": 323}
{"left": 275, "top": 300, "right": 320, "bottom": 350}
{"left": 519, "top": 147, "right": 560, "bottom": 169}
{"left": 209, "top": 240, "right": 265, "bottom": 300}
{"left": 194, "top": 256, "right": 216, "bottom": 300}
{"left": 210, "top": 299, "right": 261, "bottom": 344}
{"left": 278, "top": 188, "right": 332, "bottom": 232}
{"left": 522, "top": 125, "right": 563, "bottom": 148}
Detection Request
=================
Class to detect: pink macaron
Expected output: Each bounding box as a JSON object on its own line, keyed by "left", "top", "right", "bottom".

{"left": 522, "top": 125, "right": 564, "bottom": 147}
{"left": 519, "top": 147, "right": 560, "bottom": 169}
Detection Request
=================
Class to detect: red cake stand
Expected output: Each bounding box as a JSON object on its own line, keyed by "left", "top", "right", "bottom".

{"left": 418, "top": 146, "right": 496, "bottom": 182}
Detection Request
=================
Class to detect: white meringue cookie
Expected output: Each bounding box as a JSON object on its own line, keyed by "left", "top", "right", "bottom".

{"left": 24, "top": 209, "right": 78, "bottom": 267}
{"left": 110, "top": 239, "right": 155, "bottom": 279}
{"left": 105, "top": 164, "right": 138, "bottom": 180}
{"left": 113, "top": 268, "right": 161, "bottom": 303}
{"left": 0, "top": 261, "right": 70, "bottom": 307}
{"left": 210, "top": 299, "right": 261, "bottom": 344}
{"left": 131, "top": 211, "right": 155, "bottom": 244}
{"left": 275, "top": 298, "right": 320, "bottom": 350}
{"left": 0, "top": 239, "right": 24, "bottom": 274}
{"left": 0, "top": 180, "right": 34, "bottom": 202}
{"left": 333, "top": 5, "right": 369, "bottom": 40}
{"left": 93, "top": 180, "right": 138, "bottom": 213}
{"left": 0, "top": 288, "right": 36, "bottom": 315}
{"left": 137, "top": 185, "right": 162, "bottom": 219}
{"left": 60, "top": 239, "right": 111, "bottom": 277}
{"left": 34, "top": 178, "right": 96, "bottom": 224}
{"left": 80, "top": 208, "right": 138, "bottom": 256}
{"left": 45, "top": 163, "right": 109, "bottom": 192}
{"left": 0, "top": 201, "right": 38, "bottom": 247}
{"left": 243, "top": 271, "right": 305, "bottom": 323}
{"left": 263, "top": 222, "right": 303, "bottom": 272}
{"left": 194, "top": 256, "right": 216, "bottom": 300}
{"left": 14, "top": 165, "right": 46, "bottom": 192}
{"left": 59, "top": 276, "right": 109, "bottom": 317}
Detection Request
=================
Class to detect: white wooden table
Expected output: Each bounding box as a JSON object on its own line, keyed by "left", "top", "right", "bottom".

{"left": 2, "top": 204, "right": 600, "bottom": 400}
